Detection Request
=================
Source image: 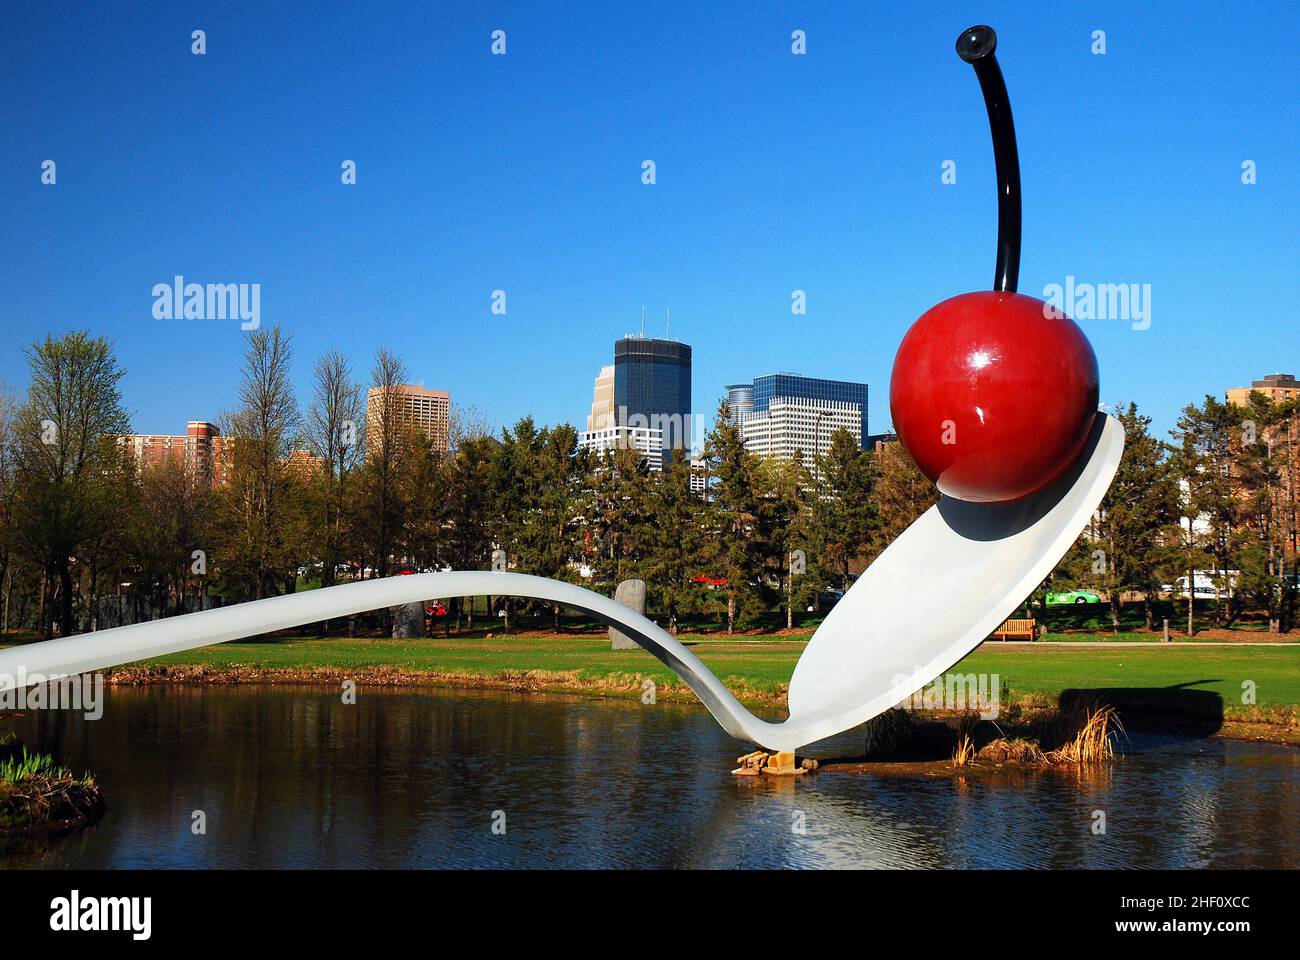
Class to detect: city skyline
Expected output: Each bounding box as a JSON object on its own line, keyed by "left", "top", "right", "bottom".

{"left": 4, "top": 4, "right": 1296, "bottom": 443}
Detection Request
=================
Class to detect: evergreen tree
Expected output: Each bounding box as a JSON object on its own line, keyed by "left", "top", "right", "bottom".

{"left": 812, "top": 427, "right": 876, "bottom": 595}
{"left": 702, "top": 399, "right": 777, "bottom": 632}
{"left": 1092, "top": 403, "right": 1181, "bottom": 630}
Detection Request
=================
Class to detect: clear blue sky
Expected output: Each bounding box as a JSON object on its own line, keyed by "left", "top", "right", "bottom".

{"left": 3, "top": 1, "right": 1296, "bottom": 440}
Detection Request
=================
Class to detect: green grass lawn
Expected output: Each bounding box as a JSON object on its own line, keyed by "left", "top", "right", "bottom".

{"left": 129, "top": 632, "right": 1300, "bottom": 712}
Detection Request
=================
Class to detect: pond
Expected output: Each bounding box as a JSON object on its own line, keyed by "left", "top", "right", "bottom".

{"left": 1, "top": 685, "right": 1296, "bottom": 868}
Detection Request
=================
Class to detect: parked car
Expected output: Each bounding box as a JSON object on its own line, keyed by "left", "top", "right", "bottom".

{"left": 1161, "top": 571, "right": 1240, "bottom": 600}
{"left": 1046, "top": 589, "right": 1101, "bottom": 605}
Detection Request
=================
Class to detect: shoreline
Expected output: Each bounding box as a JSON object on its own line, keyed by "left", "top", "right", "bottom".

{"left": 102, "top": 663, "right": 1300, "bottom": 747}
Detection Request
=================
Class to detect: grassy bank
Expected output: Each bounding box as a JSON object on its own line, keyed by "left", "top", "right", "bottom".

{"left": 0, "top": 736, "right": 104, "bottom": 833}
{"left": 86, "top": 631, "right": 1295, "bottom": 740}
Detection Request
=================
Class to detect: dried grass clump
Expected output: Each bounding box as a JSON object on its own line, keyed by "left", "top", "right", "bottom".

{"left": 1045, "top": 706, "right": 1123, "bottom": 764}
{"left": 951, "top": 733, "right": 977, "bottom": 767}
{"left": 976, "top": 738, "right": 1046, "bottom": 765}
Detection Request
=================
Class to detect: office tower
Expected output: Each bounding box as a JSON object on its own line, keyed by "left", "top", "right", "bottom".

{"left": 752, "top": 373, "right": 868, "bottom": 446}
{"left": 579, "top": 424, "right": 665, "bottom": 470}
{"left": 613, "top": 336, "right": 692, "bottom": 462}
{"left": 740, "top": 397, "right": 863, "bottom": 472}
{"left": 587, "top": 364, "right": 615, "bottom": 432}
{"left": 725, "top": 383, "right": 755, "bottom": 423}
{"left": 366, "top": 384, "right": 451, "bottom": 453}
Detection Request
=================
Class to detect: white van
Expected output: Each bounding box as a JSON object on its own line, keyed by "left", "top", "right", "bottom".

{"left": 1164, "top": 570, "right": 1240, "bottom": 600}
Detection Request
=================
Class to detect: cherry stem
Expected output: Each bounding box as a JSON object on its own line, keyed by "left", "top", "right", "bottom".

{"left": 956, "top": 25, "right": 1021, "bottom": 294}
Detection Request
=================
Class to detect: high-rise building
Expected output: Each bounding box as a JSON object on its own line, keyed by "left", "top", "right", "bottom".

{"left": 740, "top": 398, "right": 863, "bottom": 472}
{"left": 612, "top": 336, "right": 692, "bottom": 462}
{"left": 1227, "top": 373, "right": 1300, "bottom": 407}
{"left": 366, "top": 384, "right": 451, "bottom": 453}
{"left": 725, "top": 383, "right": 755, "bottom": 423}
{"left": 1227, "top": 373, "right": 1299, "bottom": 562}
{"left": 579, "top": 424, "right": 665, "bottom": 469}
{"left": 752, "top": 373, "right": 868, "bottom": 445}
{"left": 587, "top": 365, "right": 615, "bottom": 432}
{"left": 117, "top": 420, "right": 234, "bottom": 487}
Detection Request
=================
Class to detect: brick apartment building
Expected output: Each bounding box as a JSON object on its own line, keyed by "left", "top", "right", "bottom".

{"left": 118, "top": 420, "right": 325, "bottom": 487}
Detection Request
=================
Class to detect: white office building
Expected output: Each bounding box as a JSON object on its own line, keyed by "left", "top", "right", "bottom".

{"left": 579, "top": 424, "right": 665, "bottom": 471}
{"left": 740, "top": 397, "right": 862, "bottom": 471}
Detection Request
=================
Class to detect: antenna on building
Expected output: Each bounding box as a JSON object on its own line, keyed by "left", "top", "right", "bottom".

{"left": 640, "top": 305, "right": 645, "bottom": 338}
{"left": 666, "top": 307, "right": 671, "bottom": 339}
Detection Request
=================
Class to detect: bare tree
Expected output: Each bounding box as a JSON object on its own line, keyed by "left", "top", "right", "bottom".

{"left": 303, "top": 350, "right": 363, "bottom": 590}
{"left": 216, "top": 325, "right": 303, "bottom": 600}
{"left": 360, "top": 347, "right": 410, "bottom": 581}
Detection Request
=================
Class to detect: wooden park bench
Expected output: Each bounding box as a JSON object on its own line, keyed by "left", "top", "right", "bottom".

{"left": 990, "top": 617, "right": 1037, "bottom": 642}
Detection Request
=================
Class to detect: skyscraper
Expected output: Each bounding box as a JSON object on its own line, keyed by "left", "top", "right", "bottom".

{"left": 740, "top": 398, "right": 863, "bottom": 472}
{"left": 366, "top": 384, "right": 451, "bottom": 453}
{"left": 613, "top": 336, "right": 692, "bottom": 461}
{"left": 586, "top": 364, "right": 615, "bottom": 432}
{"left": 752, "top": 373, "right": 868, "bottom": 445}
{"left": 725, "top": 383, "right": 755, "bottom": 422}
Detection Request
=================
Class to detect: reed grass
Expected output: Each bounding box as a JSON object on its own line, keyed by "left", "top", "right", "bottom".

{"left": 1045, "top": 705, "right": 1123, "bottom": 764}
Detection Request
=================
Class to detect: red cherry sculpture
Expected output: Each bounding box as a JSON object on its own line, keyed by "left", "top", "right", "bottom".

{"left": 887, "top": 25, "right": 1101, "bottom": 504}
{"left": 889, "top": 291, "right": 1098, "bottom": 503}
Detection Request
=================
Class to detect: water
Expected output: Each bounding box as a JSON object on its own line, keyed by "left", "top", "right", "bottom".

{"left": 2, "top": 685, "right": 1296, "bottom": 868}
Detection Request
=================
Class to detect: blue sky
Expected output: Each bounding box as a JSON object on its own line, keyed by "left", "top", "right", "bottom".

{"left": 2, "top": 1, "right": 1296, "bottom": 441}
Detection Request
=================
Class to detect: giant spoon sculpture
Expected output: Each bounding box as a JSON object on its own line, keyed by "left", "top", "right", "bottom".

{"left": 0, "top": 26, "right": 1122, "bottom": 754}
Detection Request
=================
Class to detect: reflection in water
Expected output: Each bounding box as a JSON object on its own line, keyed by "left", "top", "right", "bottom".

{"left": 1, "top": 686, "right": 1295, "bottom": 869}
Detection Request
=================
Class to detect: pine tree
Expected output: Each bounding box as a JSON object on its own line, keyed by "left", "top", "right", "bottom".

{"left": 701, "top": 399, "right": 777, "bottom": 632}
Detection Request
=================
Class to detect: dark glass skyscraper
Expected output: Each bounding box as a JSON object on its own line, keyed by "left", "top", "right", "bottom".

{"left": 752, "top": 372, "right": 868, "bottom": 446}
{"left": 613, "top": 336, "right": 692, "bottom": 460}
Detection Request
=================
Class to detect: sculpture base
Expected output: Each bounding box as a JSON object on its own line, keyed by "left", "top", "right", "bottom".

{"left": 732, "top": 750, "right": 808, "bottom": 777}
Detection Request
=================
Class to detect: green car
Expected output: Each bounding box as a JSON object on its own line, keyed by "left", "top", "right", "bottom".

{"left": 1046, "top": 589, "right": 1101, "bottom": 606}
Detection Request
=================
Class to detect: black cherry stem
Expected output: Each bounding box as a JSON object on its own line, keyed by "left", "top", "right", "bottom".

{"left": 956, "top": 25, "right": 1021, "bottom": 294}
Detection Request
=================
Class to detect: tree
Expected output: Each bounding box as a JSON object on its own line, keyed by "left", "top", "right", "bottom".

{"left": 812, "top": 427, "right": 876, "bottom": 594}
{"left": 701, "top": 399, "right": 777, "bottom": 632}
{"left": 1089, "top": 403, "right": 1181, "bottom": 630}
{"left": 581, "top": 445, "right": 653, "bottom": 591}
{"left": 301, "top": 350, "right": 363, "bottom": 592}
{"left": 868, "top": 440, "right": 938, "bottom": 563}
{"left": 79, "top": 442, "right": 139, "bottom": 627}
{"left": 1170, "top": 396, "right": 1240, "bottom": 634}
{"left": 213, "top": 325, "right": 305, "bottom": 601}
{"left": 1229, "top": 392, "right": 1300, "bottom": 632}
{"left": 132, "top": 459, "right": 212, "bottom": 616}
{"left": 0, "top": 386, "right": 24, "bottom": 634}
{"left": 354, "top": 348, "right": 413, "bottom": 584}
{"left": 11, "top": 332, "right": 129, "bottom": 638}
{"left": 635, "top": 457, "right": 705, "bottom": 633}
{"left": 516, "top": 424, "right": 580, "bottom": 630}
{"left": 442, "top": 433, "right": 496, "bottom": 629}
{"left": 760, "top": 453, "right": 812, "bottom": 629}
{"left": 484, "top": 417, "right": 542, "bottom": 631}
